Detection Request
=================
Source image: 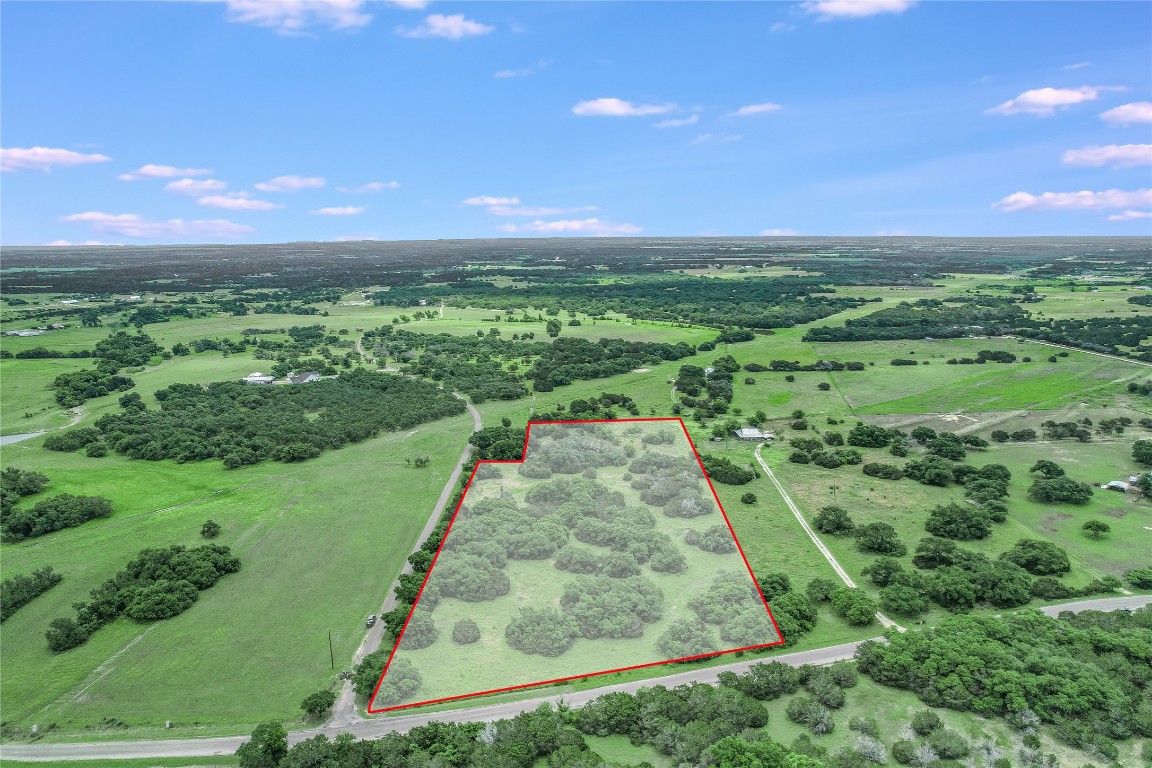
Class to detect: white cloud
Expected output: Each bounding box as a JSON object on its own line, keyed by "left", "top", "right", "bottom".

{"left": 488, "top": 205, "right": 598, "bottom": 217}
{"left": 1108, "top": 210, "right": 1152, "bottom": 221}
{"left": 770, "top": 21, "right": 796, "bottom": 33}
{"left": 494, "top": 60, "right": 547, "bottom": 79}
{"left": 498, "top": 218, "right": 642, "bottom": 235}
{"left": 400, "top": 13, "right": 493, "bottom": 39}
{"left": 463, "top": 195, "right": 520, "bottom": 206}
{"left": 1062, "top": 61, "right": 1091, "bottom": 71}
{"left": 44, "top": 239, "right": 109, "bottom": 246}
{"left": 197, "top": 193, "right": 282, "bottom": 211}
{"left": 993, "top": 188, "right": 1152, "bottom": 212}
{"left": 309, "top": 206, "right": 365, "bottom": 215}
{"left": 572, "top": 98, "right": 675, "bottom": 117}
{"left": 224, "top": 0, "right": 371, "bottom": 35}
{"left": 690, "top": 133, "right": 743, "bottom": 145}
{"left": 164, "top": 178, "right": 228, "bottom": 195}
{"left": 118, "top": 164, "right": 212, "bottom": 180}
{"left": 1, "top": 146, "right": 111, "bottom": 172}
{"left": 255, "top": 174, "right": 326, "bottom": 192}
{"left": 387, "top": 0, "right": 427, "bottom": 8}
{"left": 654, "top": 115, "right": 699, "bottom": 128}
{"left": 760, "top": 228, "right": 801, "bottom": 236}
{"left": 1061, "top": 144, "right": 1152, "bottom": 169}
{"left": 802, "top": 0, "right": 916, "bottom": 20}
{"left": 730, "top": 102, "right": 783, "bottom": 117}
{"left": 60, "top": 211, "right": 253, "bottom": 239}
{"left": 337, "top": 181, "right": 399, "bottom": 192}
{"left": 986, "top": 86, "right": 1118, "bottom": 117}
{"left": 1100, "top": 101, "right": 1152, "bottom": 126}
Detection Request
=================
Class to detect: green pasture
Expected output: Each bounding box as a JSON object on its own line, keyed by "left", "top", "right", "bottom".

{"left": 0, "top": 410, "right": 475, "bottom": 736}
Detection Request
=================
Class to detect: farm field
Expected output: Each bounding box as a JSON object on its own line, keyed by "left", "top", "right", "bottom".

{"left": 0, "top": 409, "right": 475, "bottom": 734}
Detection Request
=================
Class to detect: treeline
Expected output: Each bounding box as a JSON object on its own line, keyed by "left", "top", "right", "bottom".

{"left": 1, "top": 466, "right": 48, "bottom": 514}
{"left": 61, "top": 370, "right": 465, "bottom": 468}
{"left": 238, "top": 681, "right": 821, "bottom": 768}
{"left": 1, "top": 567, "right": 63, "bottom": 621}
{"left": 47, "top": 544, "right": 240, "bottom": 652}
{"left": 379, "top": 275, "right": 871, "bottom": 330}
{"left": 803, "top": 297, "right": 1028, "bottom": 342}
{"left": 1, "top": 494, "right": 113, "bottom": 542}
{"left": 803, "top": 296, "right": 1152, "bottom": 360}
{"left": 857, "top": 608, "right": 1152, "bottom": 760}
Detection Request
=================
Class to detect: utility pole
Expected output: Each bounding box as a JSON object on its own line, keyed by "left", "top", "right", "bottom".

{"left": 328, "top": 628, "right": 334, "bottom": 670}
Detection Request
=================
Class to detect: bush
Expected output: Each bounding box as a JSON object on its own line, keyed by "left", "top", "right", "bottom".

{"left": 1124, "top": 567, "right": 1152, "bottom": 589}
{"left": 741, "top": 492, "right": 757, "bottom": 504}
{"left": 200, "top": 520, "right": 221, "bottom": 539}
{"left": 451, "top": 619, "right": 481, "bottom": 644}
{"left": 505, "top": 607, "right": 579, "bottom": 657}
{"left": 1028, "top": 477, "right": 1094, "bottom": 505}
{"left": 300, "top": 690, "right": 337, "bottom": 718}
{"left": 656, "top": 618, "right": 719, "bottom": 659}
{"left": 700, "top": 454, "right": 756, "bottom": 485}
{"left": 123, "top": 579, "right": 199, "bottom": 621}
{"left": 1, "top": 566, "right": 63, "bottom": 622}
{"left": 924, "top": 503, "right": 992, "bottom": 541}
{"left": 911, "top": 709, "right": 943, "bottom": 736}
{"left": 42, "top": 428, "right": 102, "bottom": 452}
{"left": 814, "top": 505, "right": 855, "bottom": 535}
{"left": 399, "top": 611, "right": 438, "bottom": 650}
{"left": 863, "top": 462, "right": 903, "bottom": 480}
{"left": 855, "top": 522, "right": 907, "bottom": 557}
{"left": 829, "top": 587, "right": 878, "bottom": 625}
{"left": 1000, "top": 539, "right": 1071, "bottom": 575}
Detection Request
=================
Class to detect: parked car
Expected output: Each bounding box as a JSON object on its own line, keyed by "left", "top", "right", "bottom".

{"left": 365, "top": 614, "right": 377, "bottom": 628}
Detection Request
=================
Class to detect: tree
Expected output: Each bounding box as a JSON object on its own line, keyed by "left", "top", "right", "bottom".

{"left": 924, "top": 502, "right": 992, "bottom": 541}
{"left": 45, "top": 616, "right": 90, "bottom": 653}
{"left": 862, "top": 557, "right": 903, "bottom": 587}
{"left": 1030, "top": 460, "right": 1065, "bottom": 478}
{"left": 829, "top": 587, "right": 877, "bottom": 625}
{"left": 1081, "top": 520, "right": 1110, "bottom": 539}
{"left": 1000, "top": 539, "right": 1071, "bottom": 575}
{"left": 741, "top": 492, "right": 757, "bottom": 504}
{"left": 452, "top": 619, "right": 481, "bottom": 644}
{"left": 236, "top": 721, "right": 288, "bottom": 768}
{"left": 201, "top": 519, "right": 222, "bottom": 539}
{"left": 757, "top": 572, "right": 792, "bottom": 601}
{"left": 1125, "top": 567, "right": 1152, "bottom": 589}
{"left": 79, "top": 310, "right": 102, "bottom": 327}
{"left": 1028, "top": 476, "right": 1094, "bottom": 505}
{"left": 813, "top": 506, "right": 855, "bottom": 535}
{"left": 847, "top": 424, "right": 892, "bottom": 448}
{"left": 854, "top": 522, "right": 906, "bottom": 557}
{"left": 300, "top": 689, "right": 337, "bottom": 719}
{"left": 546, "top": 319, "right": 562, "bottom": 338}
{"left": 1134, "top": 439, "right": 1152, "bottom": 467}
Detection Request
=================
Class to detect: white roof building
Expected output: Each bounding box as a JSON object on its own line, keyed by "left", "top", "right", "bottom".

{"left": 734, "top": 428, "right": 774, "bottom": 441}
{"left": 243, "top": 372, "right": 276, "bottom": 385}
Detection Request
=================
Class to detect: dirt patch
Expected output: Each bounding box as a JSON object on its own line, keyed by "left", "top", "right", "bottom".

{"left": 1041, "top": 513, "right": 1074, "bottom": 527}
{"left": 1101, "top": 507, "right": 1129, "bottom": 518}
{"left": 632, "top": 367, "right": 651, "bottom": 373}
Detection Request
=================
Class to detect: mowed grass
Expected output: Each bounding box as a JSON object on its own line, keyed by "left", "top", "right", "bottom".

{"left": 0, "top": 409, "right": 475, "bottom": 736}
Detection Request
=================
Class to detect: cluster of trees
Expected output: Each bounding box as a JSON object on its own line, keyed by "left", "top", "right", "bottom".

{"left": 1, "top": 566, "right": 63, "bottom": 621}
{"left": 990, "top": 428, "right": 1038, "bottom": 443}
{"left": 1, "top": 493, "right": 113, "bottom": 542}
{"left": 945, "top": 349, "right": 1018, "bottom": 364}
{"left": 803, "top": 297, "right": 1030, "bottom": 342}
{"left": 856, "top": 608, "right": 1152, "bottom": 758}
{"left": 528, "top": 337, "right": 697, "bottom": 392}
{"left": 46, "top": 544, "right": 240, "bottom": 652}
{"left": 675, "top": 358, "right": 738, "bottom": 418}
{"left": 518, "top": 427, "right": 630, "bottom": 478}
{"left": 699, "top": 453, "right": 756, "bottom": 484}
{"left": 0, "top": 466, "right": 48, "bottom": 514}
{"left": 745, "top": 358, "right": 866, "bottom": 373}
{"left": 1127, "top": 378, "right": 1152, "bottom": 396}
{"left": 533, "top": 392, "right": 641, "bottom": 421}
{"left": 1028, "top": 475, "right": 1094, "bottom": 505}
{"left": 1015, "top": 315, "right": 1152, "bottom": 359}
{"left": 683, "top": 571, "right": 778, "bottom": 648}
{"left": 51, "top": 369, "right": 135, "bottom": 408}
{"left": 787, "top": 437, "right": 863, "bottom": 469}
{"left": 85, "top": 370, "right": 465, "bottom": 467}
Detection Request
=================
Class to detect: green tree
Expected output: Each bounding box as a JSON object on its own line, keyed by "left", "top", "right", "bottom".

{"left": 1081, "top": 520, "right": 1110, "bottom": 539}
{"left": 300, "top": 689, "right": 337, "bottom": 719}
{"left": 200, "top": 519, "right": 222, "bottom": 539}
{"left": 1133, "top": 439, "right": 1152, "bottom": 467}
{"left": 546, "top": 319, "right": 562, "bottom": 337}
{"left": 1000, "top": 539, "right": 1071, "bottom": 575}
{"left": 236, "top": 721, "right": 288, "bottom": 768}
{"left": 924, "top": 502, "right": 992, "bottom": 541}
{"left": 854, "top": 522, "right": 907, "bottom": 556}
{"left": 813, "top": 505, "right": 855, "bottom": 535}
{"left": 1028, "top": 476, "right": 1094, "bottom": 505}
{"left": 1029, "top": 459, "right": 1065, "bottom": 478}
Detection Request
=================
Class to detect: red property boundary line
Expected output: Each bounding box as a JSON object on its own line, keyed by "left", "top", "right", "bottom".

{"left": 367, "top": 416, "right": 785, "bottom": 714}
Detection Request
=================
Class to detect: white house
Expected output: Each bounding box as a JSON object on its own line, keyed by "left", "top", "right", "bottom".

{"left": 243, "top": 372, "right": 276, "bottom": 385}
{"left": 287, "top": 371, "right": 321, "bottom": 385}
{"left": 734, "top": 428, "right": 774, "bottom": 441}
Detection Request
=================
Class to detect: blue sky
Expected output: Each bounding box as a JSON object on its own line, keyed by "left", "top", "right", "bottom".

{"left": 2, "top": 0, "right": 1150, "bottom": 244}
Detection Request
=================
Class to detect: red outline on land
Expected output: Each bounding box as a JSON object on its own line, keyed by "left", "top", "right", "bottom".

{"left": 367, "top": 417, "right": 785, "bottom": 714}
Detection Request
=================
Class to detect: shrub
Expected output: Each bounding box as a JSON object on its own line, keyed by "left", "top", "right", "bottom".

{"left": 741, "top": 492, "right": 757, "bottom": 504}
{"left": 1, "top": 566, "right": 63, "bottom": 622}
{"left": 855, "top": 522, "right": 907, "bottom": 556}
{"left": 1, "top": 494, "right": 114, "bottom": 542}
{"left": 863, "top": 462, "right": 903, "bottom": 480}
{"left": 911, "top": 709, "right": 943, "bottom": 736}
{"left": 1124, "top": 567, "right": 1152, "bottom": 589}
{"left": 505, "top": 607, "right": 579, "bottom": 657}
{"left": 814, "top": 506, "right": 855, "bottom": 535}
{"left": 1028, "top": 477, "right": 1094, "bottom": 505}
{"left": 451, "top": 619, "right": 481, "bottom": 644}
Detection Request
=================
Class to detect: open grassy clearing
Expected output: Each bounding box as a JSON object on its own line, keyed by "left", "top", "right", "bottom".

{"left": 0, "top": 410, "right": 474, "bottom": 736}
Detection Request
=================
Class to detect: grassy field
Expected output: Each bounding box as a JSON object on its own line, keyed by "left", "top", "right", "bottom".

{"left": 0, "top": 409, "right": 475, "bottom": 736}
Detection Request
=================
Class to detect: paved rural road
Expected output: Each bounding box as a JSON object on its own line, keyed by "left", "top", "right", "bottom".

{"left": 752, "top": 443, "right": 905, "bottom": 631}
{"left": 5, "top": 595, "right": 1149, "bottom": 762}
{"left": 326, "top": 394, "right": 483, "bottom": 729}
